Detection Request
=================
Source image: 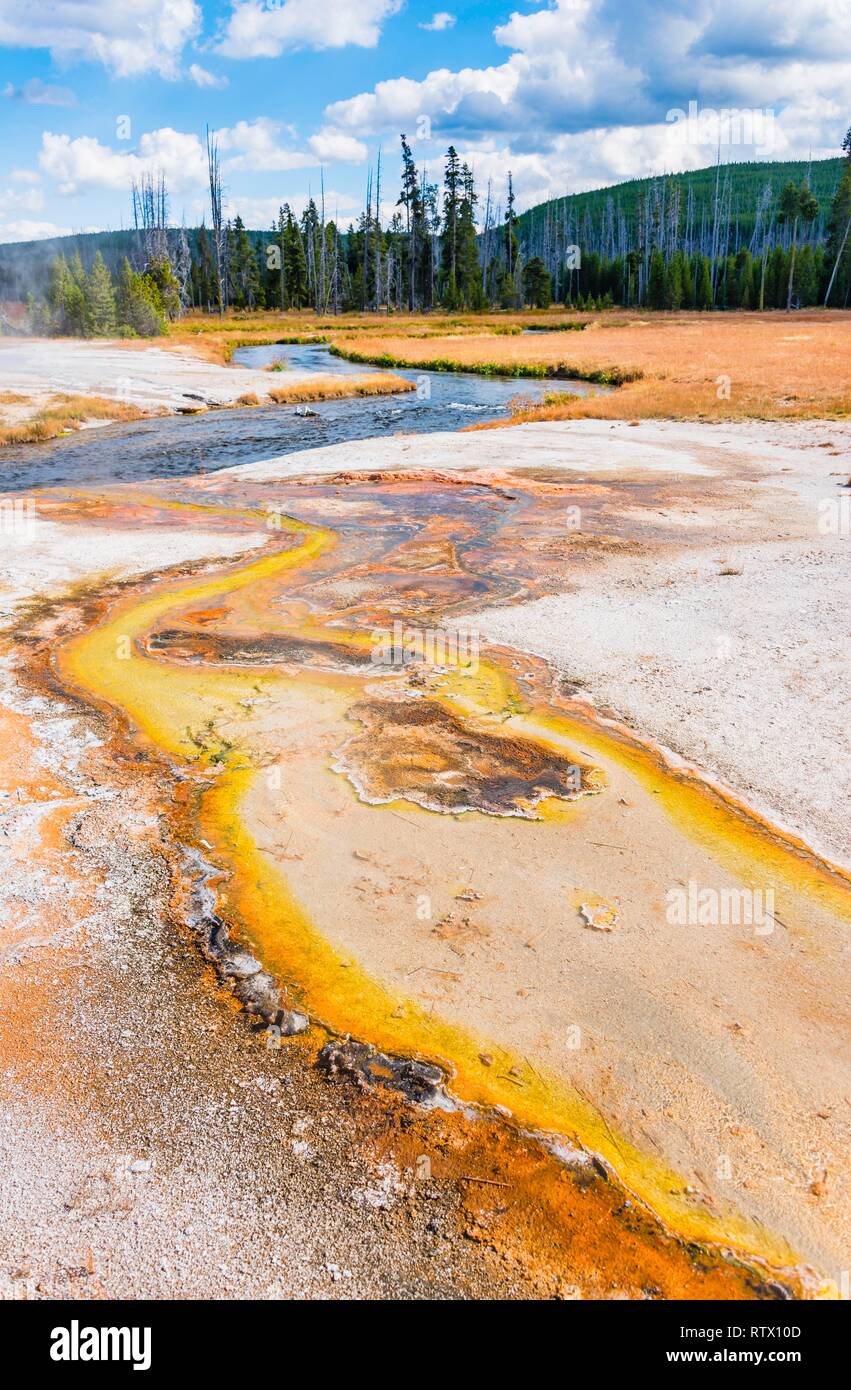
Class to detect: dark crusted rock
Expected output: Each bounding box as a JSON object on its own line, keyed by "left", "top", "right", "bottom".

{"left": 233, "top": 970, "right": 280, "bottom": 1015}
{"left": 275, "top": 1007, "right": 309, "bottom": 1037}
{"left": 200, "top": 914, "right": 228, "bottom": 959}
{"left": 192, "top": 908, "right": 307, "bottom": 1033}
{"left": 221, "top": 950, "right": 263, "bottom": 980}
{"left": 317, "top": 1038, "right": 445, "bottom": 1105}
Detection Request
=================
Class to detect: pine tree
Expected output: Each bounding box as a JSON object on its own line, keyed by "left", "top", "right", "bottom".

{"left": 681, "top": 254, "right": 696, "bottom": 309}
{"left": 398, "top": 135, "right": 429, "bottom": 310}
{"left": 283, "top": 207, "right": 308, "bottom": 307}
{"left": 84, "top": 250, "right": 117, "bottom": 336}
{"left": 734, "top": 248, "right": 753, "bottom": 308}
{"left": 227, "top": 215, "right": 262, "bottom": 309}
{"left": 793, "top": 244, "right": 818, "bottom": 305}
{"left": 194, "top": 224, "right": 216, "bottom": 308}
{"left": 146, "top": 255, "right": 181, "bottom": 319}
{"left": 780, "top": 180, "right": 818, "bottom": 310}
{"left": 522, "top": 257, "right": 552, "bottom": 308}
{"left": 46, "top": 253, "right": 85, "bottom": 335}
{"left": 647, "top": 249, "right": 666, "bottom": 308}
{"left": 115, "top": 257, "right": 166, "bottom": 336}
{"left": 439, "top": 146, "right": 462, "bottom": 306}
{"left": 765, "top": 245, "right": 785, "bottom": 307}
{"left": 695, "top": 255, "right": 713, "bottom": 310}
{"left": 456, "top": 164, "right": 482, "bottom": 309}
{"left": 664, "top": 251, "right": 684, "bottom": 309}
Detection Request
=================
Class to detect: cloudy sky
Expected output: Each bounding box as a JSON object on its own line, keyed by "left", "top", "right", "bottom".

{"left": 0, "top": 0, "right": 848, "bottom": 242}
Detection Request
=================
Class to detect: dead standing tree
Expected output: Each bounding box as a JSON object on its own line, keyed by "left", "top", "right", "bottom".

{"left": 130, "top": 170, "right": 172, "bottom": 272}
{"left": 206, "top": 125, "right": 226, "bottom": 316}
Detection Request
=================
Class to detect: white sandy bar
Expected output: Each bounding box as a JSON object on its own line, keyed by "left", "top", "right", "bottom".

{"left": 0, "top": 336, "right": 316, "bottom": 413}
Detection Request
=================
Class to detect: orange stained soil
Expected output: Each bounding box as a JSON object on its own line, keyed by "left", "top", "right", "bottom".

{"left": 24, "top": 466, "right": 850, "bottom": 1296}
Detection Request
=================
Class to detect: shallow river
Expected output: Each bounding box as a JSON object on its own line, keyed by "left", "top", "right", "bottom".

{"left": 0, "top": 342, "right": 601, "bottom": 492}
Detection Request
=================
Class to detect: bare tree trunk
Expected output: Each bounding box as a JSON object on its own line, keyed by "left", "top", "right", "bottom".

{"left": 786, "top": 218, "right": 798, "bottom": 310}
{"left": 824, "top": 214, "right": 851, "bottom": 306}
{"left": 374, "top": 149, "right": 381, "bottom": 313}
{"left": 206, "top": 127, "right": 225, "bottom": 317}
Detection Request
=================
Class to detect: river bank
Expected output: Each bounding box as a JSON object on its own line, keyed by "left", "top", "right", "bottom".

{"left": 0, "top": 337, "right": 413, "bottom": 446}
{"left": 330, "top": 310, "right": 851, "bottom": 421}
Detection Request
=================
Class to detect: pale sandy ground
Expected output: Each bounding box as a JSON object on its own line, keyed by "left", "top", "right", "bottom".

{"left": 0, "top": 337, "right": 316, "bottom": 418}
{"left": 228, "top": 418, "right": 850, "bottom": 868}
{"left": 0, "top": 518, "right": 269, "bottom": 608}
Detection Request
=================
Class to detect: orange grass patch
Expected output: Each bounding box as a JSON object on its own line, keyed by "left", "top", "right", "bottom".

{"left": 0, "top": 393, "right": 146, "bottom": 448}
{"left": 167, "top": 308, "right": 593, "bottom": 365}
{"left": 266, "top": 372, "right": 414, "bottom": 405}
{"left": 333, "top": 310, "right": 851, "bottom": 423}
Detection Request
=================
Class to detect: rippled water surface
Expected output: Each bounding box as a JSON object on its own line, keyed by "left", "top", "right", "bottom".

{"left": 0, "top": 343, "right": 603, "bottom": 492}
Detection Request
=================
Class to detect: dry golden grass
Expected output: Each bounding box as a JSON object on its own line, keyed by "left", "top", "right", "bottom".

{"left": 169, "top": 308, "right": 591, "bottom": 365}
{"left": 0, "top": 391, "right": 29, "bottom": 405}
{"left": 266, "top": 373, "right": 414, "bottom": 404}
{"left": 0, "top": 394, "right": 145, "bottom": 448}
{"left": 330, "top": 310, "right": 851, "bottom": 423}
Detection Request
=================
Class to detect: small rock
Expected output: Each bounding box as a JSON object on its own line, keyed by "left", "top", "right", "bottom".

{"left": 278, "top": 1008, "right": 309, "bottom": 1036}
{"left": 222, "top": 950, "right": 262, "bottom": 980}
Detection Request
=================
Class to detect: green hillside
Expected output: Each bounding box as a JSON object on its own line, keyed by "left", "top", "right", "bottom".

{"left": 1, "top": 155, "right": 847, "bottom": 315}
{"left": 518, "top": 158, "right": 843, "bottom": 248}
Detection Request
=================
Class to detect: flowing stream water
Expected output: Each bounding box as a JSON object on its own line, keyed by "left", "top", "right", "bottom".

{"left": 0, "top": 342, "right": 603, "bottom": 491}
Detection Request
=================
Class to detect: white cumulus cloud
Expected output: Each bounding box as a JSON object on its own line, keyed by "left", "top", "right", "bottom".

{"left": 217, "top": 0, "right": 401, "bottom": 59}
{"left": 308, "top": 129, "right": 368, "bottom": 163}
{"left": 0, "top": 0, "right": 201, "bottom": 77}
{"left": 216, "top": 117, "right": 316, "bottom": 172}
{"left": 419, "top": 12, "right": 455, "bottom": 31}
{"left": 36, "top": 119, "right": 326, "bottom": 200}
{"left": 188, "top": 63, "right": 229, "bottom": 89}
{"left": 38, "top": 128, "right": 208, "bottom": 197}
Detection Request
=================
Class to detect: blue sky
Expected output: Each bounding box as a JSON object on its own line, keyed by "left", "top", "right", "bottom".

{"left": 0, "top": 0, "right": 848, "bottom": 242}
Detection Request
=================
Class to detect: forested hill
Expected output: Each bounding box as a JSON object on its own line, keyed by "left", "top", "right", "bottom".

{"left": 517, "top": 158, "right": 843, "bottom": 251}
{"left": 2, "top": 151, "right": 849, "bottom": 319}
{"left": 3, "top": 157, "right": 843, "bottom": 298}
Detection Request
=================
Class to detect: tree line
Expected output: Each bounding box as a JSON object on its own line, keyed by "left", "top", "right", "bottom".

{"left": 29, "top": 171, "right": 187, "bottom": 338}
{"left": 521, "top": 136, "right": 851, "bottom": 310}
{"left": 194, "top": 138, "right": 526, "bottom": 315}
{"left": 26, "top": 126, "right": 851, "bottom": 335}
